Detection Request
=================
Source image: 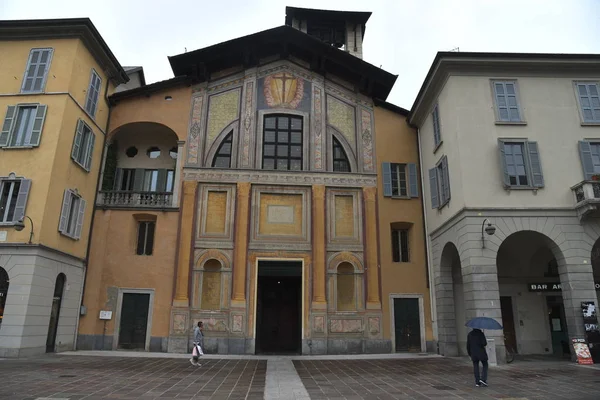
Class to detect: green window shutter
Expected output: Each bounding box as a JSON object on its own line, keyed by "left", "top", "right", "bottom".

{"left": 579, "top": 140, "right": 595, "bottom": 180}
{"left": 497, "top": 139, "right": 511, "bottom": 187}
{"left": 382, "top": 162, "right": 392, "bottom": 197}
{"left": 71, "top": 120, "right": 84, "bottom": 161}
{"left": 74, "top": 197, "right": 86, "bottom": 240}
{"left": 526, "top": 141, "right": 544, "bottom": 188}
{"left": 0, "top": 105, "right": 17, "bottom": 147}
{"left": 429, "top": 168, "right": 438, "bottom": 209}
{"left": 13, "top": 179, "right": 31, "bottom": 222}
{"left": 58, "top": 190, "right": 72, "bottom": 233}
{"left": 28, "top": 104, "right": 47, "bottom": 146}
{"left": 157, "top": 169, "right": 167, "bottom": 192}
{"left": 113, "top": 168, "right": 123, "bottom": 190}
{"left": 133, "top": 169, "right": 145, "bottom": 191}
{"left": 84, "top": 131, "right": 95, "bottom": 171}
{"left": 408, "top": 163, "right": 419, "bottom": 198}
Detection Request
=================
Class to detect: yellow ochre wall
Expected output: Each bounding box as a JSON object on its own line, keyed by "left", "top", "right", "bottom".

{"left": 0, "top": 38, "right": 114, "bottom": 259}
{"left": 374, "top": 106, "right": 433, "bottom": 344}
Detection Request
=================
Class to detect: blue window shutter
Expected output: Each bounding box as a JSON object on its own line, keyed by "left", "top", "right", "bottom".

{"left": 113, "top": 168, "right": 123, "bottom": 190}
{"left": 408, "top": 163, "right": 419, "bottom": 198}
{"left": 157, "top": 169, "right": 167, "bottom": 192}
{"left": 74, "top": 197, "right": 86, "bottom": 240}
{"left": 382, "top": 162, "right": 392, "bottom": 197}
{"left": 84, "top": 131, "right": 95, "bottom": 171}
{"left": 133, "top": 169, "right": 145, "bottom": 191}
{"left": 526, "top": 141, "right": 544, "bottom": 188}
{"left": 0, "top": 105, "right": 17, "bottom": 147}
{"left": 13, "top": 179, "right": 31, "bottom": 222}
{"left": 432, "top": 104, "right": 441, "bottom": 147}
{"left": 58, "top": 190, "right": 72, "bottom": 233}
{"left": 29, "top": 104, "right": 47, "bottom": 146}
{"left": 579, "top": 140, "right": 595, "bottom": 180}
{"left": 429, "top": 168, "right": 439, "bottom": 209}
{"left": 497, "top": 139, "right": 511, "bottom": 187}
{"left": 442, "top": 156, "right": 451, "bottom": 203}
{"left": 71, "top": 120, "right": 84, "bottom": 160}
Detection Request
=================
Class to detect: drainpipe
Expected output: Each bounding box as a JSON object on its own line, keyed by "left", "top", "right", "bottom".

{"left": 74, "top": 77, "right": 112, "bottom": 350}
{"left": 416, "top": 127, "right": 438, "bottom": 352}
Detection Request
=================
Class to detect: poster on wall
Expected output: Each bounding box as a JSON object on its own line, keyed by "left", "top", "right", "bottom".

{"left": 581, "top": 302, "right": 600, "bottom": 333}
{"left": 572, "top": 338, "right": 594, "bottom": 365}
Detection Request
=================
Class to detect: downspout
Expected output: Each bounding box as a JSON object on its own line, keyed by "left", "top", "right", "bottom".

{"left": 416, "top": 126, "right": 438, "bottom": 353}
{"left": 74, "top": 77, "right": 112, "bottom": 350}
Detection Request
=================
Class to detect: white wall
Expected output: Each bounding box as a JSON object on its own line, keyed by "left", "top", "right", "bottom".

{"left": 420, "top": 73, "right": 600, "bottom": 233}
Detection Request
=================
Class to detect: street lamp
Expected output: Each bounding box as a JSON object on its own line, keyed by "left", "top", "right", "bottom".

{"left": 14, "top": 215, "right": 34, "bottom": 244}
{"left": 481, "top": 218, "right": 496, "bottom": 248}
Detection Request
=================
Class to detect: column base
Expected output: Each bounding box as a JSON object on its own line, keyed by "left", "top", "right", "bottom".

{"left": 230, "top": 298, "right": 246, "bottom": 308}
{"left": 366, "top": 301, "right": 382, "bottom": 310}
{"left": 172, "top": 299, "right": 189, "bottom": 308}
{"left": 311, "top": 301, "right": 327, "bottom": 310}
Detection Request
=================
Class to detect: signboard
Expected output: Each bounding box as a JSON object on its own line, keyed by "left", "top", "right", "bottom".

{"left": 528, "top": 282, "right": 600, "bottom": 292}
{"left": 0, "top": 231, "right": 7, "bottom": 242}
{"left": 99, "top": 310, "right": 113, "bottom": 320}
{"left": 572, "top": 338, "right": 594, "bottom": 365}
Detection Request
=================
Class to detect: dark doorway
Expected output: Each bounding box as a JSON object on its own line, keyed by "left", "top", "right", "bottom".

{"left": 46, "top": 273, "right": 66, "bottom": 352}
{"left": 501, "top": 296, "right": 518, "bottom": 353}
{"left": 393, "top": 297, "right": 422, "bottom": 352}
{"left": 546, "top": 296, "right": 570, "bottom": 358}
{"left": 256, "top": 261, "right": 302, "bottom": 354}
{"left": 118, "top": 293, "right": 150, "bottom": 350}
{"left": 0, "top": 267, "right": 9, "bottom": 329}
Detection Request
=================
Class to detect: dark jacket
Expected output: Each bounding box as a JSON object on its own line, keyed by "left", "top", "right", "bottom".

{"left": 467, "top": 329, "right": 488, "bottom": 361}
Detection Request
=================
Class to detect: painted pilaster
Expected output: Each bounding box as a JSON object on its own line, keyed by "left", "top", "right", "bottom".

{"left": 312, "top": 185, "right": 326, "bottom": 307}
{"left": 363, "top": 186, "right": 381, "bottom": 309}
{"left": 173, "top": 181, "right": 197, "bottom": 307}
{"left": 311, "top": 77, "right": 326, "bottom": 171}
{"left": 239, "top": 70, "right": 257, "bottom": 169}
{"left": 232, "top": 182, "right": 251, "bottom": 307}
{"left": 186, "top": 86, "right": 207, "bottom": 167}
{"left": 172, "top": 140, "right": 185, "bottom": 206}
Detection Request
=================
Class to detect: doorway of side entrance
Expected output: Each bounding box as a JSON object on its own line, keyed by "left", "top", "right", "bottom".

{"left": 117, "top": 292, "right": 151, "bottom": 350}
{"left": 255, "top": 260, "right": 302, "bottom": 354}
{"left": 392, "top": 296, "right": 424, "bottom": 353}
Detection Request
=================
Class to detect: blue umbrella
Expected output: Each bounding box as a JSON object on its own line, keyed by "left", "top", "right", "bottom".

{"left": 465, "top": 317, "right": 503, "bottom": 330}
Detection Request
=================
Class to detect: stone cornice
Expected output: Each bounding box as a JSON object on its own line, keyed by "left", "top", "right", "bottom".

{"left": 183, "top": 168, "right": 377, "bottom": 187}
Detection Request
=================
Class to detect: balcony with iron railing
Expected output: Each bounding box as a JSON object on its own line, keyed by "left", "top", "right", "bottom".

{"left": 572, "top": 180, "right": 600, "bottom": 220}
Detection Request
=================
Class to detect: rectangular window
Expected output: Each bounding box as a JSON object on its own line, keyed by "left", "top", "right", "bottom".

{"left": 143, "top": 170, "right": 158, "bottom": 192}
{"left": 576, "top": 82, "right": 600, "bottom": 123}
{"left": 498, "top": 139, "right": 544, "bottom": 188}
{"left": 21, "top": 48, "right": 53, "bottom": 93}
{"left": 492, "top": 80, "right": 523, "bottom": 122}
{"left": 382, "top": 162, "right": 419, "bottom": 198}
{"left": 0, "top": 104, "right": 48, "bottom": 148}
{"left": 391, "top": 229, "right": 410, "bottom": 262}
{"left": 262, "top": 115, "right": 303, "bottom": 171}
{"left": 432, "top": 103, "right": 442, "bottom": 148}
{"left": 0, "top": 178, "right": 31, "bottom": 224}
{"left": 84, "top": 69, "right": 102, "bottom": 118}
{"left": 118, "top": 169, "right": 136, "bottom": 191}
{"left": 166, "top": 170, "right": 174, "bottom": 193}
{"left": 136, "top": 221, "right": 155, "bottom": 255}
{"left": 429, "top": 155, "right": 450, "bottom": 209}
{"left": 578, "top": 141, "right": 600, "bottom": 180}
{"left": 58, "top": 189, "right": 86, "bottom": 240}
{"left": 71, "top": 120, "right": 95, "bottom": 171}
{"left": 391, "top": 163, "right": 407, "bottom": 197}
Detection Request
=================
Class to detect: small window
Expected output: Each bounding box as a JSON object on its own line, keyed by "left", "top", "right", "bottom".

{"left": 143, "top": 170, "right": 158, "bottom": 192}
{"left": 575, "top": 82, "right": 600, "bottom": 123}
{"left": 383, "top": 163, "right": 419, "bottom": 198}
{"left": 0, "top": 181, "right": 19, "bottom": 222}
{"left": 125, "top": 146, "right": 138, "bottom": 158}
{"left": 71, "top": 120, "right": 95, "bottom": 171}
{"left": 117, "top": 169, "right": 136, "bottom": 191}
{"left": 136, "top": 221, "right": 155, "bottom": 255}
{"left": 429, "top": 155, "right": 450, "bottom": 209}
{"left": 262, "top": 115, "right": 303, "bottom": 171}
{"left": 84, "top": 69, "right": 102, "bottom": 118}
{"left": 0, "top": 104, "right": 48, "bottom": 148}
{"left": 58, "top": 189, "right": 86, "bottom": 240}
{"left": 492, "top": 80, "right": 523, "bottom": 123}
{"left": 146, "top": 147, "right": 161, "bottom": 159}
{"left": 21, "top": 48, "right": 53, "bottom": 93}
{"left": 212, "top": 132, "right": 233, "bottom": 168}
{"left": 169, "top": 147, "right": 178, "bottom": 159}
{"left": 432, "top": 104, "right": 442, "bottom": 148}
{"left": 498, "top": 139, "right": 544, "bottom": 189}
{"left": 391, "top": 164, "right": 408, "bottom": 197}
{"left": 391, "top": 229, "right": 410, "bottom": 262}
{"left": 332, "top": 137, "right": 351, "bottom": 172}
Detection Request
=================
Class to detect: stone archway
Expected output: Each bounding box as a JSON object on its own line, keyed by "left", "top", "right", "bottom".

{"left": 436, "top": 241, "right": 462, "bottom": 356}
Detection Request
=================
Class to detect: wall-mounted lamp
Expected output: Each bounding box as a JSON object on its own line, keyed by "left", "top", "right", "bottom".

{"left": 14, "top": 215, "right": 34, "bottom": 244}
{"left": 481, "top": 218, "right": 496, "bottom": 248}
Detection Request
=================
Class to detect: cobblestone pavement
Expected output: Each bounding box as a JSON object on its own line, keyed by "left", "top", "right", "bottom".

{"left": 0, "top": 356, "right": 266, "bottom": 400}
{"left": 294, "top": 357, "right": 600, "bottom": 399}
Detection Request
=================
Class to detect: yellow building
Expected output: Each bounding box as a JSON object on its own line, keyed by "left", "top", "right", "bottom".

{"left": 0, "top": 18, "right": 128, "bottom": 357}
{"left": 76, "top": 7, "right": 432, "bottom": 355}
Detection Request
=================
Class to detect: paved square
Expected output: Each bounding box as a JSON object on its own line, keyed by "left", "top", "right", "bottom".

{"left": 294, "top": 357, "right": 600, "bottom": 399}
{"left": 0, "top": 356, "right": 266, "bottom": 400}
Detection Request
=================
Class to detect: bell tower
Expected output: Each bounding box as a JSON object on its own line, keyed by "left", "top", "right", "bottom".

{"left": 285, "top": 6, "right": 371, "bottom": 60}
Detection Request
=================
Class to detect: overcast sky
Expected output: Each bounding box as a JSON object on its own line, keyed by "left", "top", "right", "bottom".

{"left": 2, "top": 0, "right": 599, "bottom": 109}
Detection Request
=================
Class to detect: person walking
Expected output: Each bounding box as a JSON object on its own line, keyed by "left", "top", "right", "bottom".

{"left": 189, "top": 321, "right": 204, "bottom": 366}
{"left": 467, "top": 328, "right": 488, "bottom": 387}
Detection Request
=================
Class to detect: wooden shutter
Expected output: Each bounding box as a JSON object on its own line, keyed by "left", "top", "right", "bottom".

{"left": 157, "top": 169, "right": 167, "bottom": 192}
{"left": 408, "top": 163, "right": 419, "bottom": 198}
{"left": 133, "top": 169, "right": 145, "bottom": 191}
{"left": 429, "top": 168, "right": 439, "bottom": 209}
{"left": 28, "top": 105, "right": 47, "bottom": 146}
{"left": 579, "top": 141, "right": 595, "bottom": 180}
{"left": 113, "top": 168, "right": 123, "bottom": 190}
{"left": 0, "top": 105, "right": 16, "bottom": 147}
{"left": 497, "top": 139, "right": 511, "bottom": 187}
{"left": 85, "top": 131, "right": 95, "bottom": 171}
{"left": 74, "top": 197, "right": 86, "bottom": 239}
{"left": 71, "top": 120, "right": 84, "bottom": 161}
{"left": 13, "top": 179, "right": 31, "bottom": 222}
{"left": 58, "top": 190, "right": 72, "bottom": 233}
{"left": 432, "top": 104, "right": 441, "bottom": 146}
{"left": 442, "top": 156, "right": 451, "bottom": 202}
{"left": 526, "top": 141, "right": 544, "bottom": 188}
{"left": 382, "top": 162, "right": 392, "bottom": 197}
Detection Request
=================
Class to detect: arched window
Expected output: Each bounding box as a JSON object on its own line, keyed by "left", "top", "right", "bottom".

{"left": 201, "top": 260, "right": 222, "bottom": 310}
{"left": 337, "top": 262, "right": 356, "bottom": 311}
{"left": 212, "top": 132, "right": 233, "bottom": 168}
{"left": 332, "top": 137, "right": 351, "bottom": 172}
{"left": 0, "top": 267, "right": 9, "bottom": 329}
{"left": 262, "top": 115, "right": 303, "bottom": 170}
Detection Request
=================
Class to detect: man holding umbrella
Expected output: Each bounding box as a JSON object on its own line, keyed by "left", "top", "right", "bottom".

{"left": 466, "top": 316, "right": 503, "bottom": 387}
